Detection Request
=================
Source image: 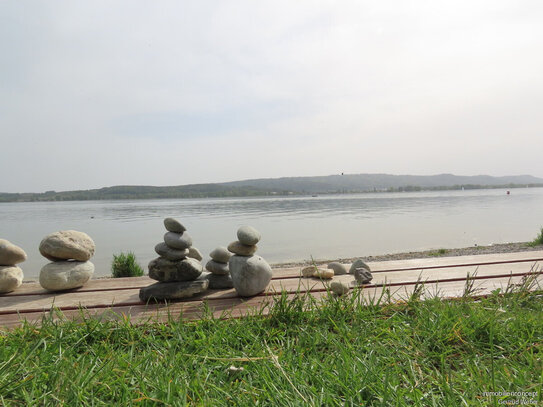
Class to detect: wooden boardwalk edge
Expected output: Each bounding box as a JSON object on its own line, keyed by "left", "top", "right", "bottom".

{"left": 1, "top": 274, "right": 542, "bottom": 330}
{"left": 1, "top": 251, "right": 542, "bottom": 330}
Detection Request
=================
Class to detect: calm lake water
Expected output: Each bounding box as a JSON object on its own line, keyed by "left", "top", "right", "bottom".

{"left": 1, "top": 188, "right": 542, "bottom": 279}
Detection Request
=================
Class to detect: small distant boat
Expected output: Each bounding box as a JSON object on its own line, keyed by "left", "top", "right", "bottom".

{"left": 312, "top": 194, "right": 318, "bottom": 197}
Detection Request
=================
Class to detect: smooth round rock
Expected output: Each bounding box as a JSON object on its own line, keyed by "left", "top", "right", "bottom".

{"left": 0, "top": 266, "right": 23, "bottom": 293}
{"left": 139, "top": 279, "right": 208, "bottom": 302}
{"left": 327, "top": 262, "right": 347, "bottom": 275}
{"left": 229, "top": 255, "right": 272, "bottom": 297}
{"left": 205, "top": 260, "right": 229, "bottom": 275}
{"left": 164, "top": 231, "right": 193, "bottom": 250}
{"left": 39, "top": 261, "right": 94, "bottom": 291}
{"left": 163, "top": 218, "right": 186, "bottom": 233}
{"left": 0, "top": 239, "right": 27, "bottom": 266}
{"left": 237, "top": 226, "right": 261, "bottom": 246}
{"left": 148, "top": 257, "right": 203, "bottom": 282}
{"left": 154, "top": 242, "right": 189, "bottom": 261}
{"left": 349, "top": 259, "right": 371, "bottom": 274}
{"left": 209, "top": 247, "right": 231, "bottom": 263}
{"left": 354, "top": 268, "right": 373, "bottom": 285}
{"left": 187, "top": 247, "right": 203, "bottom": 261}
{"left": 199, "top": 271, "right": 234, "bottom": 289}
{"left": 39, "top": 230, "right": 95, "bottom": 261}
{"left": 227, "top": 241, "right": 257, "bottom": 256}
{"left": 330, "top": 281, "right": 349, "bottom": 295}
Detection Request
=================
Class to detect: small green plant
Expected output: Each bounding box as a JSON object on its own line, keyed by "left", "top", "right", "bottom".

{"left": 528, "top": 227, "right": 543, "bottom": 247}
{"left": 429, "top": 248, "right": 449, "bottom": 257}
{"left": 111, "top": 252, "right": 144, "bottom": 278}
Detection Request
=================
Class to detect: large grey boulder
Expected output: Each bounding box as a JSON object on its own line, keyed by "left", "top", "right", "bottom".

{"left": 229, "top": 255, "right": 272, "bottom": 297}
{"left": 0, "top": 239, "right": 27, "bottom": 266}
{"left": 349, "top": 259, "right": 371, "bottom": 274}
{"left": 154, "top": 242, "right": 189, "bottom": 261}
{"left": 163, "top": 218, "right": 186, "bottom": 233}
{"left": 209, "top": 246, "right": 231, "bottom": 264}
{"left": 237, "top": 226, "right": 261, "bottom": 246}
{"left": 163, "top": 231, "right": 193, "bottom": 250}
{"left": 227, "top": 241, "right": 257, "bottom": 256}
{"left": 148, "top": 257, "right": 203, "bottom": 282}
{"left": 39, "top": 261, "right": 94, "bottom": 291}
{"left": 39, "top": 230, "right": 95, "bottom": 261}
{"left": 0, "top": 266, "right": 24, "bottom": 293}
{"left": 139, "top": 279, "right": 208, "bottom": 302}
{"left": 205, "top": 260, "right": 229, "bottom": 275}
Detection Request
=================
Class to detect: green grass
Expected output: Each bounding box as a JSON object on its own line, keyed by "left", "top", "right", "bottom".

{"left": 111, "top": 251, "right": 144, "bottom": 278}
{"left": 528, "top": 227, "right": 543, "bottom": 247}
{"left": 1, "top": 283, "right": 542, "bottom": 406}
{"left": 429, "top": 248, "right": 449, "bottom": 257}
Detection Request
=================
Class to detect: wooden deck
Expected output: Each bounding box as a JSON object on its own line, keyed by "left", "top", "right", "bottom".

{"left": 1, "top": 250, "right": 542, "bottom": 330}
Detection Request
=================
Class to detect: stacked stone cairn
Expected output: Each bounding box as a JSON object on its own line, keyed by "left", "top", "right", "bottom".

{"left": 38, "top": 230, "right": 95, "bottom": 291}
{"left": 139, "top": 218, "right": 207, "bottom": 301}
{"left": 0, "top": 239, "right": 27, "bottom": 293}
{"left": 301, "top": 258, "right": 373, "bottom": 296}
{"left": 228, "top": 226, "right": 272, "bottom": 297}
{"left": 202, "top": 247, "right": 234, "bottom": 289}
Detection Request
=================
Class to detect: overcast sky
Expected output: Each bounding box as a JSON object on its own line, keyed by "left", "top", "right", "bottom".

{"left": 1, "top": 1, "right": 542, "bottom": 193}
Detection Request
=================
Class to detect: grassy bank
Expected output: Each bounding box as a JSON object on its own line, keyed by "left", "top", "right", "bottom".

{"left": 1, "top": 283, "right": 542, "bottom": 406}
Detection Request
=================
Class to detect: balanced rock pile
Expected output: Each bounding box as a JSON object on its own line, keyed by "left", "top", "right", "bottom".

{"left": 0, "top": 239, "right": 27, "bottom": 293}
{"left": 228, "top": 226, "right": 272, "bottom": 297}
{"left": 39, "top": 230, "right": 95, "bottom": 291}
{"left": 202, "top": 246, "right": 233, "bottom": 289}
{"left": 140, "top": 218, "right": 207, "bottom": 301}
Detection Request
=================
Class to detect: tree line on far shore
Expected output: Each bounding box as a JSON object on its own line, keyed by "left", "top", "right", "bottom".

{"left": 1, "top": 182, "right": 542, "bottom": 203}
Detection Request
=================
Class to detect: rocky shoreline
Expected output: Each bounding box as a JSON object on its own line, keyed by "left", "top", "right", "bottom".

{"left": 272, "top": 242, "right": 542, "bottom": 268}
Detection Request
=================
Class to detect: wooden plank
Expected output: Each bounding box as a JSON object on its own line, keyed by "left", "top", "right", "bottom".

{"left": 2, "top": 274, "right": 541, "bottom": 330}
{"left": 0, "top": 276, "right": 156, "bottom": 297}
{"left": 1, "top": 260, "right": 541, "bottom": 315}
{"left": 4, "top": 250, "right": 543, "bottom": 297}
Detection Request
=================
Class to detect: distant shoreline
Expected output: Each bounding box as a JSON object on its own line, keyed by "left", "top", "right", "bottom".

{"left": 2, "top": 183, "right": 542, "bottom": 203}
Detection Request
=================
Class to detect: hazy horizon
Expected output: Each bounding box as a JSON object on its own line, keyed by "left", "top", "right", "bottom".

{"left": 2, "top": 172, "right": 542, "bottom": 195}
{"left": 1, "top": 1, "right": 542, "bottom": 193}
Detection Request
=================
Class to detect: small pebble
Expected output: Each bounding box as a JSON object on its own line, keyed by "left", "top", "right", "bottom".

{"left": 227, "top": 366, "right": 245, "bottom": 375}
{"left": 349, "top": 259, "right": 371, "bottom": 274}
{"left": 163, "top": 218, "right": 186, "bottom": 233}
{"left": 354, "top": 268, "right": 373, "bottom": 284}
{"left": 301, "top": 266, "right": 316, "bottom": 278}
{"left": 327, "top": 262, "right": 347, "bottom": 275}
{"left": 313, "top": 269, "right": 334, "bottom": 279}
{"left": 209, "top": 246, "right": 232, "bottom": 263}
{"left": 237, "top": 225, "right": 261, "bottom": 246}
{"left": 330, "top": 281, "right": 349, "bottom": 295}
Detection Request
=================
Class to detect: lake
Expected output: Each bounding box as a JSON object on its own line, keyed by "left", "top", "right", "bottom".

{"left": 1, "top": 188, "right": 542, "bottom": 279}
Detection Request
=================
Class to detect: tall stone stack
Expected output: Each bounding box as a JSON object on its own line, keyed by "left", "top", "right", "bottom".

{"left": 139, "top": 218, "right": 208, "bottom": 301}
{"left": 202, "top": 247, "right": 233, "bottom": 289}
{"left": 0, "top": 239, "right": 27, "bottom": 293}
{"left": 228, "top": 226, "right": 272, "bottom": 297}
{"left": 38, "top": 230, "right": 95, "bottom": 291}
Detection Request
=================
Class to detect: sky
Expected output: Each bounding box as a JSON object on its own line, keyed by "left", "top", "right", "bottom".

{"left": 1, "top": 1, "right": 542, "bottom": 193}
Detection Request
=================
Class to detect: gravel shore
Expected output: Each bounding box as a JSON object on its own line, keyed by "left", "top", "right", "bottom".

{"left": 271, "top": 242, "right": 543, "bottom": 268}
